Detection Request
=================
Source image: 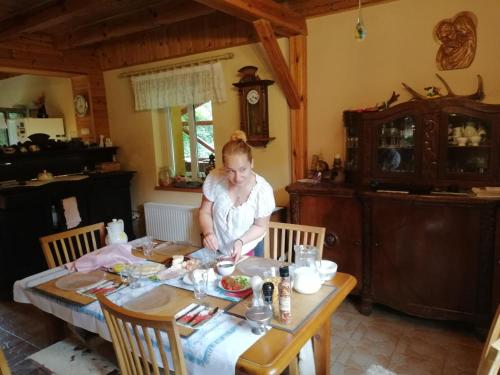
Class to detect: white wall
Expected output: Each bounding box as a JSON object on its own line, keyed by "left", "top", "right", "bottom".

{"left": 0, "top": 75, "right": 77, "bottom": 137}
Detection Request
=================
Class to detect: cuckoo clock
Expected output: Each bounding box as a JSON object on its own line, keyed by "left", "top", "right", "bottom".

{"left": 232, "top": 66, "right": 275, "bottom": 147}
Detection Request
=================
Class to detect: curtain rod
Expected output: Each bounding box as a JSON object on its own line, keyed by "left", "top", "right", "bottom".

{"left": 119, "top": 52, "right": 234, "bottom": 78}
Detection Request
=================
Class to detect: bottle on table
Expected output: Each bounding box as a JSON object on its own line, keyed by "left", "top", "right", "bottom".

{"left": 278, "top": 266, "right": 292, "bottom": 324}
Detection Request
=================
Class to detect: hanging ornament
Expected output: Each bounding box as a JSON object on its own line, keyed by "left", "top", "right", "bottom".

{"left": 355, "top": 0, "right": 367, "bottom": 41}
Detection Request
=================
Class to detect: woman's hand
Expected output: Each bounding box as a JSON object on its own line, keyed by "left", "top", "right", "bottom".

{"left": 231, "top": 239, "right": 244, "bottom": 263}
{"left": 203, "top": 232, "right": 218, "bottom": 251}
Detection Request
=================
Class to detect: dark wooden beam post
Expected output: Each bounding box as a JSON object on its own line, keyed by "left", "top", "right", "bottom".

{"left": 290, "top": 34, "right": 307, "bottom": 180}
{"left": 253, "top": 19, "right": 301, "bottom": 109}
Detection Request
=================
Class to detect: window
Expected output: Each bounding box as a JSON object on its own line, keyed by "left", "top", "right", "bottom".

{"left": 167, "top": 101, "right": 215, "bottom": 180}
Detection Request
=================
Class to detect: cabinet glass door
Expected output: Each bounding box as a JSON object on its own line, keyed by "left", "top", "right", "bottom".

{"left": 345, "top": 126, "right": 359, "bottom": 172}
{"left": 376, "top": 115, "right": 416, "bottom": 174}
{"left": 445, "top": 113, "right": 491, "bottom": 176}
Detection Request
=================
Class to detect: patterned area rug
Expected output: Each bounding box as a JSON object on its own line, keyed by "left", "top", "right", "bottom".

{"left": 28, "top": 338, "right": 118, "bottom": 375}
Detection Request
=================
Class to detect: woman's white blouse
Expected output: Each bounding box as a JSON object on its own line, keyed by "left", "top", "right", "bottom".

{"left": 203, "top": 169, "right": 276, "bottom": 255}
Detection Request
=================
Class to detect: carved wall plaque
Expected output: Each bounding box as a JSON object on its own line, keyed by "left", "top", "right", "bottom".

{"left": 434, "top": 11, "right": 477, "bottom": 71}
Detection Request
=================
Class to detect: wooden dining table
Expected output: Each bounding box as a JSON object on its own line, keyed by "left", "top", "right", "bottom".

{"left": 13, "top": 241, "right": 356, "bottom": 375}
{"left": 236, "top": 272, "right": 356, "bottom": 375}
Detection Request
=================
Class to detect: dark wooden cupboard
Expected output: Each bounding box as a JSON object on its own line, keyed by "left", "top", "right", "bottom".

{"left": 0, "top": 171, "right": 134, "bottom": 298}
{"left": 362, "top": 192, "right": 495, "bottom": 328}
{"left": 288, "top": 97, "right": 500, "bottom": 330}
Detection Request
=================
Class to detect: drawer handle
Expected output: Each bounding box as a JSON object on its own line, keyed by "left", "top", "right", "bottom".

{"left": 325, "top": 232, "right": 339, "bottom": 247}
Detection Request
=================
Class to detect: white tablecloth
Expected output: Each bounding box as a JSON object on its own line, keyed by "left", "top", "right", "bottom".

{"left": 13, "top": 266, "right": 265, "bottom": 375}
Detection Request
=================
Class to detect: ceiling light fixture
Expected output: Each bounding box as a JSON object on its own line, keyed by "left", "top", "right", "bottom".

{"left": 355, "top": 0, "right": 367, "bottom": 41}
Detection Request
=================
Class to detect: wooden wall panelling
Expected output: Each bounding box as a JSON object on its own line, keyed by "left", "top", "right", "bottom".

{"left": 290, "top": 34, "right": 307, "bottom": 180}
{"left": 88, "top": 71, "right": 110, "bottom": 140}
{"left": 0, "top": 38, "right": 96, "bottom": 74}
{"left": 71, "top": 70, "right": 110, "bottom": 143}
{"left": 71, "top": 75, "right": 93, "bottom": 142}
{"left": 97, "top": 13, "right": 257, "bottom": 70}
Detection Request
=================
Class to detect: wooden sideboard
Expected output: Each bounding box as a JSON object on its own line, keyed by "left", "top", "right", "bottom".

{"left": 287, "top": 182, "right": 499, "bottom": 331}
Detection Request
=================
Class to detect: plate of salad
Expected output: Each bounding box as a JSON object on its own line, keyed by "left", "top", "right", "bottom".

{"left": 219, "top": 275, "right": 251, "bottom": 292}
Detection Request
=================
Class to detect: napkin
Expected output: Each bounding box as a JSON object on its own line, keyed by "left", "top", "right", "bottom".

{"left": 66, "top": 243, "right": 143, "bottom": 272}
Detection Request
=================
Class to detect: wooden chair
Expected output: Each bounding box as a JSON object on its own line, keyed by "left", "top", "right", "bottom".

{"left": 264, "top": 221, "right": 326, "bottom": 262}
{"left": 39, "top": 222, "right": 106, "bottom": 269}
{"left": 477, "top": 305, "right": 500, "bottom": 375}
{"left": 263, "top": 222, "right": 325, "bottom": 375}
{"left": 97, "top": 294, "right": 187, "bottom": 375}
{"left": 0, "top": 347, "right": 11, "bottom": 375}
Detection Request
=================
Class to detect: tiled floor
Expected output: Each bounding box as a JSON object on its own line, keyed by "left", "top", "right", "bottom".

{"left": 331, "top": 299, "right": 484, "bottom": 375}
{"left": 0, "top": 297, "right": 485, "bottom": 374}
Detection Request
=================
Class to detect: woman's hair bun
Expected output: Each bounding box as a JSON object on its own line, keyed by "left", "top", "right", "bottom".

{"left": 229, "top": 130, "right": 247, "bottom": 142}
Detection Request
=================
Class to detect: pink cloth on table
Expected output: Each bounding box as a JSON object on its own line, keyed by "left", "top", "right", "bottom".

{"left": 66, "top": 243, "right": 143, "bottom": 272}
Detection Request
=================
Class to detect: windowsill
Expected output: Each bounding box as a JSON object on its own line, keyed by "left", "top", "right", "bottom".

{"left": 155, "top": 185, "right": 202, "bottom": 193}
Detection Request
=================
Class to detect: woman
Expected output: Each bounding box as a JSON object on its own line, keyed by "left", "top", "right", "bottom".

{"left": 199, "top": 130, "right": 275, "bottom": 261}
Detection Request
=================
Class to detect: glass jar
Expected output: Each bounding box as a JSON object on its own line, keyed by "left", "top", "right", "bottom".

{"left": 293, "top": 244, "right": 318, "bottom": 269}
{"left": 158, "top": 167, "right": 170, "bottom": 187}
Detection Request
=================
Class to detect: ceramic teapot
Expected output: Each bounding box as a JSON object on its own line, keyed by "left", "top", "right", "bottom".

{"left": 463, "top": 122, "right": 478, "bottom": 138}
{"left": 106, "top": 218, "right": 128, "bottom": 244}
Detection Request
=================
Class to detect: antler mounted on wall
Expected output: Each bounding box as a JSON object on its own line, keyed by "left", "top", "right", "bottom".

{"left": 402, "top": 74, "right": 484, "bottom": 101}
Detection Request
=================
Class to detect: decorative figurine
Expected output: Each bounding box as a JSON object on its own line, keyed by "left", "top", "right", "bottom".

{"left": 205, "top": 153, "right": 216, "bottom": 175}
{"left": 434, "top": 11, "right": 477, "bottom": 71}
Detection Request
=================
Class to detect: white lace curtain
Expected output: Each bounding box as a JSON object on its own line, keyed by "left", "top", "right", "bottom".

{"left": 130, "top": 61, "right": 227, "bottom": 110}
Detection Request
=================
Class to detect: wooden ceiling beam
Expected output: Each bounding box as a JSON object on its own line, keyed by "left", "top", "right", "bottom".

{"left": 56, "top": 1, "right": 215, "bottom": 49}
{"left": 0, "top": 0, "right": 103, "bottom": 41}
{"left": 193, "top": 0, "right": 307, "bottom": 36}
{"left": 253, "top": 19, "right": 301, "bottom": 109}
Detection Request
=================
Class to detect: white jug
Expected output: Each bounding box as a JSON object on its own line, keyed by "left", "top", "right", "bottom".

{"left": 106, "top": 218, "right": 128, "bottom": 245}
{"left": 293, "top": 266, "right": 322, "bottom": 294}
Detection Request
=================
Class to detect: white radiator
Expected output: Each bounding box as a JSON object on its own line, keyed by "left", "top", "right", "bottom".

{"left": 144, "top": 202, "right": 201, "bottom": 246}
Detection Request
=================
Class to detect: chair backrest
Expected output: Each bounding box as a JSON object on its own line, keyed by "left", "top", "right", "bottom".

{"left": 97, "top": 294, "right": 187, "bottom": 375}
{"left": 477, "top": 304, "right": 500, "bottom": 375}
{"left": 264, "top": 222, "right": 326, "bottom": 262}
{"left": 0, "top": 347, "right": 11, "bottom": 375}
{"left": 39, "top": 222, "right": 106, "bottom": 269}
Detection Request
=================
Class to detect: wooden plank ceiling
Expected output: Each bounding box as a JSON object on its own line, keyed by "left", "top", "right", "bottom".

{"left": 0, "top": 0, "right": 386, "bottom": 72}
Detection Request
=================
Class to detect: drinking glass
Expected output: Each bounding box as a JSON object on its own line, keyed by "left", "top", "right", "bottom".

{"left": 127, "top": 264, "right": 144, "bottom": 289}
{"left": 142, "top": 236, "right": 155, "bottom": 257}
{"left": 192, "top": 269, "right": 208, "bottom": 300}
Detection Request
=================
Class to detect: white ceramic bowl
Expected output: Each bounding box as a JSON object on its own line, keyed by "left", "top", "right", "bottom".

{"left": 216, "top": 261, "right": 235, "bottom": 276}
{"left": 318, "top": 260, "right": 338, "bottom": 282}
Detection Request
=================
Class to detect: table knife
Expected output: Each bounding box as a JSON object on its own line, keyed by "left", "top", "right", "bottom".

{"left": 192, "top": 307, "right": 219, "bottom": 327}
{"left": 175, "top": 304, "right": 200, "bottom": 321}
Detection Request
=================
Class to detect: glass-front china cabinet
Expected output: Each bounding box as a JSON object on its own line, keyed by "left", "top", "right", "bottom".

{"left": 344, "top": 97, "right": 500, "bottom": 191}
{"left": 288, "top": 96, "right": 500, "bottom": 333}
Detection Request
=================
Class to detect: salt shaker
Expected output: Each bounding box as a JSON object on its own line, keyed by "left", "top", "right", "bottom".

{"left": 250, "top": 275, "right": 263, "bottom": 307}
